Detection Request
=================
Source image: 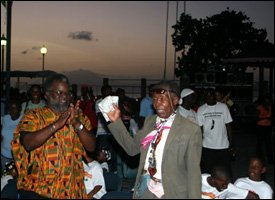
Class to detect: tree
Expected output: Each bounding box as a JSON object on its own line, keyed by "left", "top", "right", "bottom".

{"left": 172, "top": 8, "right": 273, "bottom": 79}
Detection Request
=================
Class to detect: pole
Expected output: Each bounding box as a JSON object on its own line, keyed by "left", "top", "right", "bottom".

{"left": 1, "top": 45, "right": 4, "bottom": 73}
{"left": 42, "top": 54, "right": 45, "bottom": 86}
{"left": 1, "top": 45, "right": 4, "bottom": 93}
{"left": 5, "top": 1, "right": 12, "bottom": 114}
{"left": 184, "top": 1, "right": 186, "bottom": 14}
{"left": 173, "top": 1, "right": 179, "bottom": 80}
{"left": 163, "top": 1, "right": 169, "bottom": 80}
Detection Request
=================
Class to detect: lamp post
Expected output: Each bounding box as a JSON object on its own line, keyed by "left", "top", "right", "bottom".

{"left": 163, "top": 1, "right": 169, "bottom": 80}
{"left": 1, "top": 34, "right": 7, "bottom": 74}
{"left": 1, "top": 34, "right": 7, "bottom": 93}
{"left": 40, "top": 45, "right": 47, "bottom": 86}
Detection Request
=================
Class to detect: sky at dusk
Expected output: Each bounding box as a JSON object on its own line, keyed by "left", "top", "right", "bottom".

{"left": 1, "top": 1, "right": 274, "bottom": 83}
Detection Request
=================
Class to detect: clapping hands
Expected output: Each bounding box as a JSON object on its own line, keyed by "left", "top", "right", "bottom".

{"left": 55, "top": 100, "right": 81, "bottom": 129}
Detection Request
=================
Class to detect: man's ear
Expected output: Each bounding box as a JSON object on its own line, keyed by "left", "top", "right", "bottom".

{"left": 261, "top": 166, "right": 267, "bottom": 174}
{"left": 172, "top": 95, "right": 180, "bottom": 106}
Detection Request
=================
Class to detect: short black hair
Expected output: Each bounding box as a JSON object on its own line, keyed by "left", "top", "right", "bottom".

{"left": 101, "top": 85, "right": 112, "bottom": 95}
{"left": 116, "top": 88, "right": 125, "bottom": 95}
{"left": 204, "top": 87, "right": 215, "bottom": 96}
{"left": 250, "top": 155, "right": 266, "bottom": 167}
{"left": 29, "top": 84, "right": 41, "bottom": 91}
{"left": 7, "top": 98, "right": 22, "bottom": 110}
{"left": 211, "top": 166, "right": 231, "bottom": 181}
{"left": 44, "top": 73, "right": 69, "bottom": 91}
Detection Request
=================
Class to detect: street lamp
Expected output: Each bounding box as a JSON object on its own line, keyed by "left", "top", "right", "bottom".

{"left": 1, "top": 34, "right": 7, "bottom": 94}
{"left": 1, "top": 34, "right": 7, "bottom": 74}
{"left": 40, "top": 45, "right": 47, "bottom": 86}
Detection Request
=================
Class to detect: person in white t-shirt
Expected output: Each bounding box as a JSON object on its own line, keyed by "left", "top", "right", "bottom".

{"left": 234, "top": 156, "right": 273, "bottom": 199}
{"left": 177, "top": 88, "right": 198, "bottom": 124}
{"left": 83, "top": 151, "right": 107, "bottom": 199}
{"left": 197, "top": 88, "right": 234, "bottom": 179}
{"left": 21, "top": 84, "right": 46, "bottom": 114}
{"left": 201, "top": 166, "right": 259, "bottom": 199}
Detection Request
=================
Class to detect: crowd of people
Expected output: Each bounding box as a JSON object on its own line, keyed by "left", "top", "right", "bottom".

{"left": 1, "top": 73, "right": 274, "bottom": 199}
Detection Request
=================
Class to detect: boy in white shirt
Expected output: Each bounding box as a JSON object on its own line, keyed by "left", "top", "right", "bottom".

{"left": 234, "top": 156, "right": 273, "bottom": 199}
{"left": 83, "top": 151, "right": 107, "bottom": 199}
{"left": 201, "top": 166, "right": 259, "bottom": 199}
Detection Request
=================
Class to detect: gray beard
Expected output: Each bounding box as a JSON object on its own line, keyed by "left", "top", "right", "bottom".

{"left": 49, "top": 101, "right": 69, "bottom": 113}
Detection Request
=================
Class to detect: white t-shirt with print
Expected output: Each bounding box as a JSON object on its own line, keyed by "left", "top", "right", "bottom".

{"left": 83, "top": 160, "right": 106, "bottom": 199}
{"left": 201, "top": 174, "right": 248, "bottom": 199}
{"left": 197, "top": 102, "right": 232, "bottom": 149}
{"left": 234, "top": 177, "right": 273, "bottom": 199}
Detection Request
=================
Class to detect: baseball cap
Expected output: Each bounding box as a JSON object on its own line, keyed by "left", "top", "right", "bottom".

{"left": 180, "top": 88, "right": 194, "bottom": 98}
{"left": 151, "top": 80, "right": 180, "bottom": 97}
{"left": 179, "top": 88, "right": 194, "bottom": 104}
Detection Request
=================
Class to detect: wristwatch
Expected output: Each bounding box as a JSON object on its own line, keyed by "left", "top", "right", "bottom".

{"left": 76, "top": 123, "right": 84, "bottom": 132}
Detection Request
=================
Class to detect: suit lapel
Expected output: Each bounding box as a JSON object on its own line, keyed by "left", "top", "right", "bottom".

{"left": 163, "top": 113, "right": 183, "bottom": 155}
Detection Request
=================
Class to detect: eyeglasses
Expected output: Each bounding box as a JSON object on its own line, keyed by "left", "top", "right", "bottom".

{"left": 49, "top": 90, "right": 71, "bottom": 98}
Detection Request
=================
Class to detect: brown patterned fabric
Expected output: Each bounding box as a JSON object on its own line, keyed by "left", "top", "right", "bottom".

{"left": 11, "top": 106, "right": 92, "bottom": 199}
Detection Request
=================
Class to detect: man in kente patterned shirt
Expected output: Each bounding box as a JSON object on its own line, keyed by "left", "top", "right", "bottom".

{"left": 11, "top": 73, "right": 96, "bottom": 199}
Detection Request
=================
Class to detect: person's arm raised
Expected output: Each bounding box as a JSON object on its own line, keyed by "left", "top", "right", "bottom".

{"left": 107, "top": 103, "right": 121, "bottom": 123}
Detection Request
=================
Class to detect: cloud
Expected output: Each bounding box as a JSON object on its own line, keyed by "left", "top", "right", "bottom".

{"left": 21, "top": 46, "right": 42, "bottom": 55}
{"left": 21, "top": 49, "right": 29, "bottom": 54}
{"left": 32, "top": 46, "right": 41, "bottom": 51}
{"left": 68, "top": 31, "right": 95, "bottom": 41}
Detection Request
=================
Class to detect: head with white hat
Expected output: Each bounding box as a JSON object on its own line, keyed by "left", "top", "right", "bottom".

{"left": 179, "top": 88, "right": 195, "bottom": 105}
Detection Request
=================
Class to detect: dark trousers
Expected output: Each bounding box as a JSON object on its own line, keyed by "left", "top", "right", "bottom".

{"left": 1, "top": 179, "right": 18, "bottom": 199}
{"left": 201, "top": 147, "right": 232, "bottom": 179}
{"left": 18, "top": 190, "right": 49, "bottom": 199}
{"left": 256, "top": 125, "right": 274, "bottom": 164}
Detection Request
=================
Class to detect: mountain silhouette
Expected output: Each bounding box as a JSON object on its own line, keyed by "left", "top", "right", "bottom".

{"left": 62, "top": 69, "right": 104, "bottom": 86}
{"left": 62, "top": 69, "right": 145, "bottom": 97}
{"left": 10, "top": 69, "right": 152, "bottom": 97}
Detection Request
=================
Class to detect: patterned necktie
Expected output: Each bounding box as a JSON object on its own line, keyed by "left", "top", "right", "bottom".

{"left": 147, "top": 120, "right": 166, "bottom": 178}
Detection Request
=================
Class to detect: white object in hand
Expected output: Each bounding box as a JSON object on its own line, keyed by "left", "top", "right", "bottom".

{"left": 98, "top": 96, "right": 119, "bottom": 122}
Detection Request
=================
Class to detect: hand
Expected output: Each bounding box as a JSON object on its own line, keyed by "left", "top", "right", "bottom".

{"left": 246, "top": 191, "right": 259, "bottom": 199}
{"left": 67, "top": 100, "right": 80, "bottom": 119}
{"left": 107, "top": 103, "right": 121, "bottom": 122}
{"left": 68, "top": 100, "right": 82, "bottom": 127}
{"left": 55, "top": 110, "right": 71, "bottom": 129}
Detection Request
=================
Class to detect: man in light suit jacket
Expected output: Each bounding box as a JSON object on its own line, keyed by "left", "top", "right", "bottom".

{"left": 107, "top": 80, "right": 202, "bottom": 199}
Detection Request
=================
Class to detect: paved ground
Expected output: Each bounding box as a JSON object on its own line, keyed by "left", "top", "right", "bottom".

{"left": 121, "top": 127, "right": 274, "bottom": 193}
